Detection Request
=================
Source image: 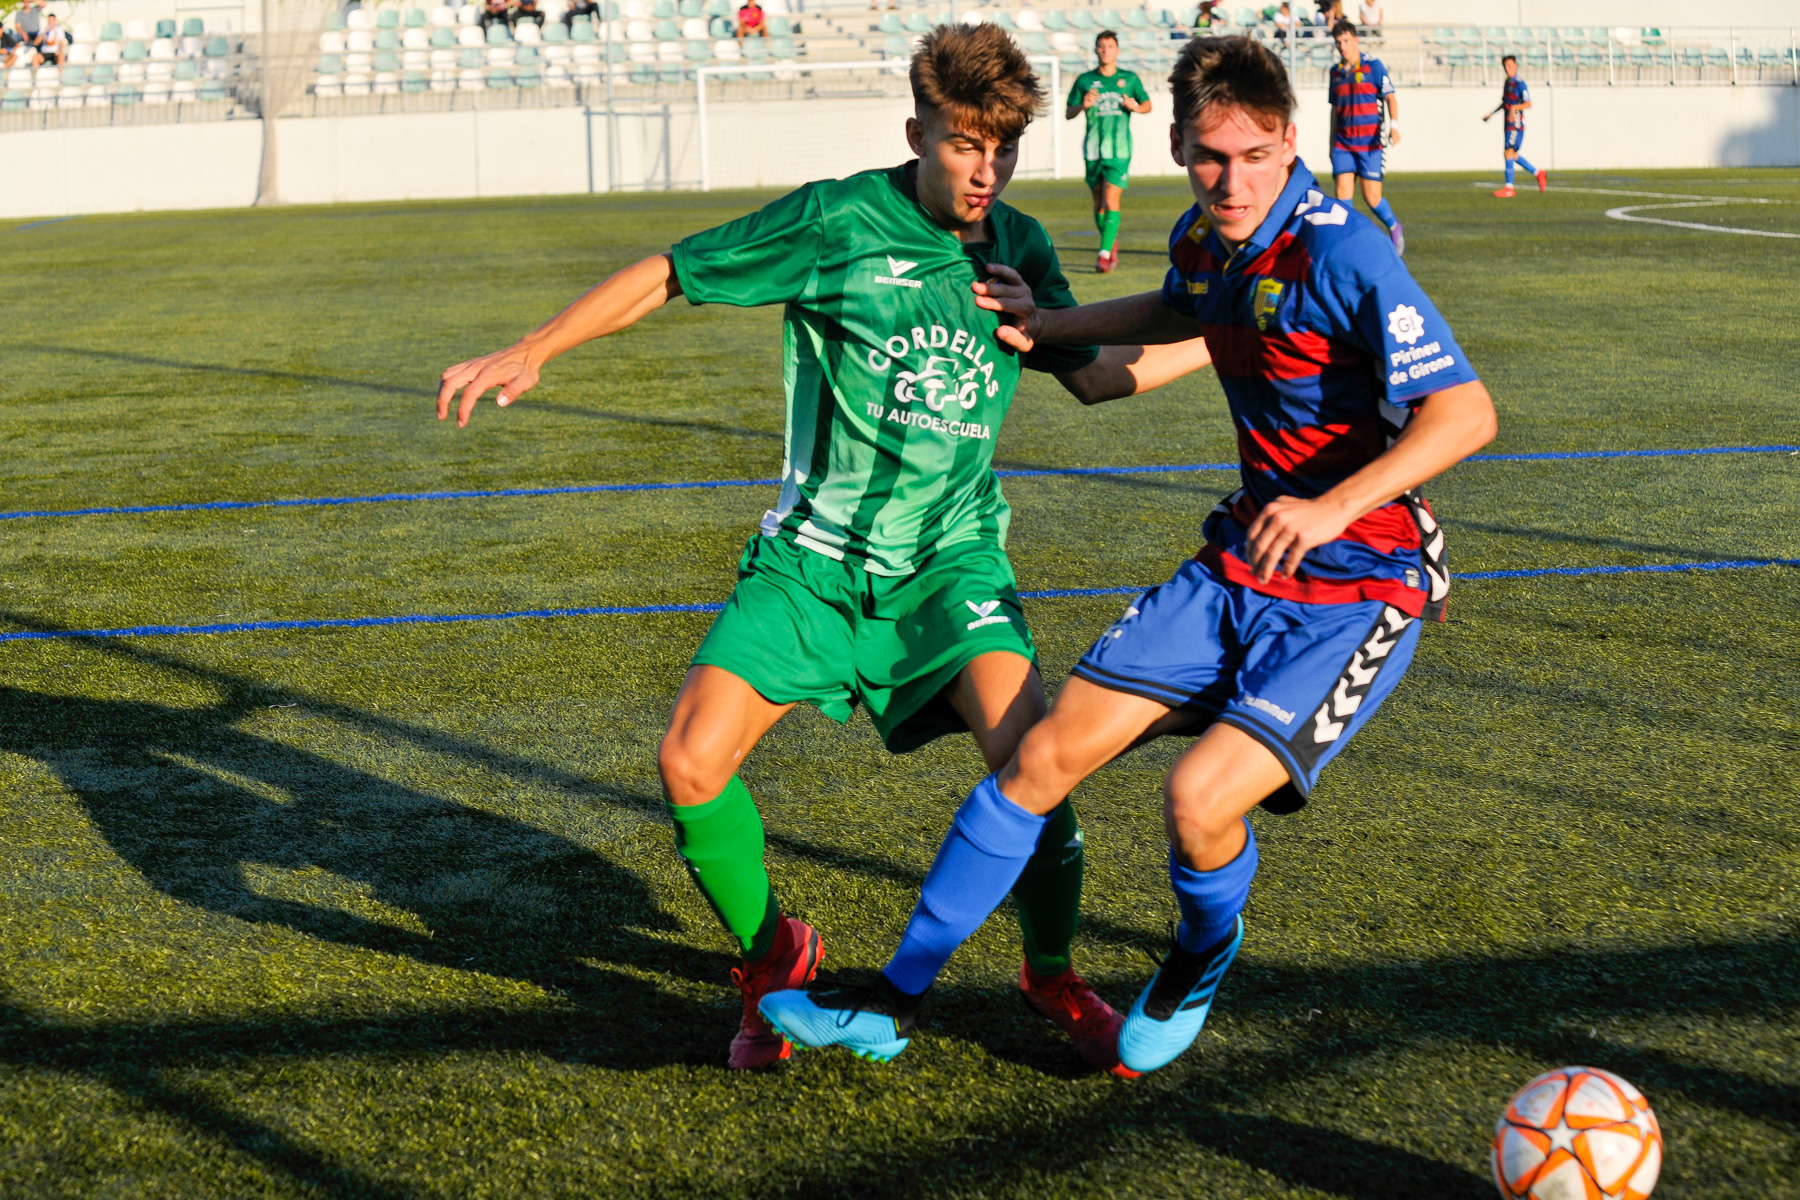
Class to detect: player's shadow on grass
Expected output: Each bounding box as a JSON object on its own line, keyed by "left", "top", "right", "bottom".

{"left": 0, "top": 676, "right": 733, "bottom": 1070}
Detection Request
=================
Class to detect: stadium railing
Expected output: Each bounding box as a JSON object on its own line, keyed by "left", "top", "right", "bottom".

{"left": 4, "top": 2, "right": 1797, "bottom": 134}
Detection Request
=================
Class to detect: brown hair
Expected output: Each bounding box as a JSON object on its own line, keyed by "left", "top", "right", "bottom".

{"left": 1169, "top": 35, "right": 1296, "bottom": 133}
{"left": 911, "top": 23, "right": 1046, "bottom": 143}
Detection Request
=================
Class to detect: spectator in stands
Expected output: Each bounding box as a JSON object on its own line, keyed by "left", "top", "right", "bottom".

{"left": 32, "top": 12, "right": 69, "bottom": 66}
{"left": 1358, "top": 0, "right": 1384, "bottom": 28}
{"left": 736, "top": 0, "right": 767, "bottom": 37}
{"left": 562, "top": 0, "right": 600, "bottom": 31}
{"left": 1318, "top": 0, "right": 1344, "bottom": 28}
{"left": 1272, "top": 1, "right": 1292, "bottom": 39}
{"left": 1193, "top": 2, "right": 1225, "bottom": 28}
{"left": 15, "top": 0, "right": 41, "bottom": 44}
{"left": 478, "top": 0, "right": 511, "bottom": 33}
{"left": 1, "top": 21, "right": 23, "bottom": 69}
{"left": 513, "top": 0, "right": 546, "bottom": 27}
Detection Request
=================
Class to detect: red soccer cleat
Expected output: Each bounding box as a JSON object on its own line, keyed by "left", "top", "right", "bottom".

{"left": 1493, "top": 186, "right": 1516, "bottom": 199}
{"left": 1019, "top": 961, "right": 1138, "bottom": 1078}
{"left": 1535, "top": 168, "right": 1548, "bottom": 193}
{"left": 728, "top": 915, "right": 823, "bottom": 1070}
{"left": 1095, "top": 250, "right": 1115, "bottom": 274}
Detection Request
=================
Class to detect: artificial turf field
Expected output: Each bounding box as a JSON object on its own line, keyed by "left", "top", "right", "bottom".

{"left": 1, "top": 167, "right": 1796, "bottom": 1199}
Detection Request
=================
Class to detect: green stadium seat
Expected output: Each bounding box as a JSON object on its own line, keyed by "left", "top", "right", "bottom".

{"left": 155, "top": 18, "right": 177, "bottom": 38}
{"left": 173, "top": 59, "right": 200, "bottom": 79}
{"left": 631, "top": 62, "right": 653, "bottom": 82}
{"left": 1072, "top": 11, "right": 1097, "bottom": 30}
{"left": 767, "top": 16, "right": 791, "bottom": 36}
{"left": 317, "top": 52, "right": 344, "bottom": 73}
{"left": 1098, "top": 9, "right": 1124, "bottom": 28}
{"left": 654, "top": 19, "right": 679, "bottom": 38}
{"left": 122, "top": 42, "right": 149, "bottom": 61}
{"left": 1130, "top": 28, "right": 1156, "bottom": 47}
{"left": 903, "top": 13, "right": 930, "bottom": 33}
{"left": 91, "top": 64, "right": 117, "bottom": 83}
{"left": 708, "top": 0, "right": 733, "bottom": 16}
{"left": 198, "top": 78, "right": 226, "bottom": 99}
{"left": 680, "top": 0, "right": 703, "bottom": 16}
{"left": 377, "top": 10, "right": 399, "bottom": 29}
{"left": 658, "top": 64, "right": 683, "bottom": 82}
{"left": 4, "top": 88, "right": 29, "bottom": 111}
{"left": 459, "top": 47, "right": 484, "bottom": 67}
{"left": 1125, "top": 9, "right": 1150, "bottom": 28}
{"left": 1233, "top": 7, "right": 1256, "bottom": 25}
{"left": 1578, "top": 48, "right": 1603, "bottom": 67}
{"left": 1705, "top": 46, "right": 1729, "bottom": 67}
{"left": 430, "top": 27, "right": 455, "bottom": 47}
{"left": 64, "top": 64, "right": 88, "bottom": 85}
{"left": 376, "top": 30, "right": 401, "bottom": 49}
{"left": 652, "top": 0, "right": 676, "bottom": 17}
{"left": 1043, "top": 11, "right": 1068, "bottom": 31}
{"left": 204, "top": 37, "right": 230, "bottom": 57}
{"left": 114, "top": 83, "right": 141, "bottom": 103}
{"left": 684, "top": 39, "right": 710, "bottom": 60}
{"left": 988, "top": 11, "right": 1015, "bottom": 29}
{"left": 101, "top": 21, "right": 123, "bottom": 40}
{"left": 486, "top": 23, "right": 512, "bottom": 44}
{"left": 401, "top": 69, "right": 428, "bottom": 90}
{"left": 884, "top": 34, "right": 909, "bottom": 56}
{"left": 323, "top": 11, "right": 344, "bottom": 30}
{"left": 879, "top": 13, "right": 902, "bottom": 33}
{"left": 181, "top": 18, "right": 205, "bottom": 37}
{"left": 1023, "top": 31, "right": 1051, "bottom": 52}
{"left": 708, "top": 18, "right": 730, "bottom": 37}
{"left": 487, "top": 66, "right": 514, "bottom": 86}
{"left": 743, "top": 37, "right": 769, "bottom": 59}
{"left": 769, "top": 35, "right": 794, "bottom": 55}
{"left": 543, "top": 22, "right": 567, "bottom": 41}
{"left": 517, "top": 65, "right": 542, "bottom": 86}
{"left": 405, "top": 8, "right": 428, "bottom": 27}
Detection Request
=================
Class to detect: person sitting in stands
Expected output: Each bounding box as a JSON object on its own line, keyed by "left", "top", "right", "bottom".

{"left": 32, "top": 12, "right": 69, "bottom": 65}
{"left": 1, "top": 22, "right": 24, "bottom": 69}
{"left": 563, "top": 0, "right": 601, "bottom": 30}
{"left": 736, "top": 0, "right": 767, "bottom": 37}
{"left": 514, "top": 0, "right": 546, "bottom": 27}
{"left": 478, "top": 0, "right": 511, "bottom": 33}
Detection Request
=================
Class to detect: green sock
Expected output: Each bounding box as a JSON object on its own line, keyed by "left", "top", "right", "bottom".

{"left": 1012, "top": 800, "right": 1084, "bottom": 976}
{"left": 1099, "top": 210, "right": 1122, "bottom": 254}
{"left": 667, "top": 777, "right": 779, "bottom": 960}
{"left": 1094, "top": 207, "right": 1106, "bottom": 235}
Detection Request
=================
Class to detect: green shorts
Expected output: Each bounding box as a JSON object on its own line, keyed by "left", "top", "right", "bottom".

{"left": 692, "top": 534, "right": 1037, "bottom": 753}
{"left": 1085, "top": 158, "right": 1131, "bottom": 191}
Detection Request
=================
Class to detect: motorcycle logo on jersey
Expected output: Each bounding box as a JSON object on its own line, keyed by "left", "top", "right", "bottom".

{"left": 895, "top": 355, "right": 982, "bottom": 411}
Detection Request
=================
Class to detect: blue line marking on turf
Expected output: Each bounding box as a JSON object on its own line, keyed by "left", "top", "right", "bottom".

{"left": 1, "top": 445, "right": 1792, "bottom": 524}
{"left": 6, "top": 215, "right": 74, "bottom": 233}
{"left": 4, "top": 558, "right": 1792, "bottom": 644}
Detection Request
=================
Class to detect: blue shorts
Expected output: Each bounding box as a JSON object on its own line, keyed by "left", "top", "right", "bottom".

{"left": 1330, "top": 145, "right": 1384, "bottom": 181}
{"left": 1071, "top": 557, "right": 1421, "bottom": 803}
{"left": 1504, "top": 128, "right": 1525, "bottom": 152}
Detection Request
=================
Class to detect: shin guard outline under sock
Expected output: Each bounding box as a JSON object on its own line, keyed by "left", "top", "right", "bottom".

{"left": 668, "top": 776, "right": 779, "bottom": 960}
{"left": 1169, "top": 820, "right": 1259, "bottom": 953}
{"left": 1099, "top": 210, "right": 1122, "bottom": 254}
{"left": 882, "top": 774, "right": 1048, "bottom": 995}
{"left": 1012, "top": 799, "right": 1083, "bottom": 977}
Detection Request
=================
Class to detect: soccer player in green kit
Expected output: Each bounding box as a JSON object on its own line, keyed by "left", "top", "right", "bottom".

{"left": 1066, "top": 29, "right": 1152, "bottom": 275}
{"left": 436, "top": 24, "right": 1213, "bottom": 1072}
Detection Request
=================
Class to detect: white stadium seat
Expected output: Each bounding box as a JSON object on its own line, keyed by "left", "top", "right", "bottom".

{"left": 429, "top": 47, "right": 458, "bottom": 67}
{"left": 146, "top": 59, "right": 174, "bottom": 80}
{"left": 429, "top": 66, "right": 455, "bottom": 90}
{"left": 343, "top": 70, "right": 371, "bottom": 94}
{"left": 625, "top": 18, "right": 652, "bottom": 40}
{"left": 320, "top": 30, "right": 347, "bottom": 52}
{"left": 1051, "top": 30, "right": 1078, "bottom": 51}
{"left": 4, "top": 65, "right": 31, "bottom": 88}
{"left": 346, "top": 10, "right": 372, "bottom": 29}
{"left": 95, "top": 41, "right": 122, "bottom": 62}
{"left": 1015, "top": 8, "right": 1043, "bottom": 31}
{"left": 403, "top": 48, "right": 429, "bottom": 68}
{"left": 374, "top": 70, "right": 400, "bottom": 93}
{"left": 118, "top": 61, "right": 147, "bottom": 82}
{"left": 624, "top": 41, "right": 652, "bottom": 61}
{"left": 574, "top": 41, "right": 603, "bottom": 60}
{"left": 150, "top": 37, "right": 176, "bottom": 59}
{"left": 681, "top": 17, "right": 706, "bottom": 38}
{"left": 126, "top": 19, "right": 151, "bottom": 39}
{"left": 345, "top": 50, "right": 373, "bottom": 69}
{"left": 172, "top": 77, "right": 198, "bottom": 100}
{"left": 59, "top": 83, "right": 85, "bottom": 107}
{"left": 431, "top": 5, "right": 457, "bottom": 26}
{"left": 403, "top": 27, "right": 430, "bottom": 48}
{"left": 458, "top": 66, "right": 487, "bottom": 88}
{"left": 457, "top": 25, "right": 484, "bottom": 46}
{"left": 143, "top": 79, "right": 171, "bottom": 103}
{"left": 84, "top": 84, "right": 110, "bottom": 106}
{"left": 516, "top": 21, "right": 541, "bottom": 44}
{"left": 714, "top": 38, "right": 740, "bottom": 59}
{"left": 656, "top": 39, "right": 681, "bottom": 61}
{"left": 35, "top": 65, "right": 59, "bottom": 86}
{"left": 623, "top": 0, "right": 651, "bottom": 18}
{"left": 347, "top": 30, "right": 375, "bottom": 51}
{"left": 486, "top": 44, "right": 516, "bottom": 64}
{"left": 72, "top": 21, "right": 96, "bottom": 41}
{"left": 542, "top": 42, "right": 572, "bottom": 62}
{"left": 67, "top": 42, "right": 94, "bottom": 64}
{"left": 457, "top": 6, "right": 478, "bottom": 24}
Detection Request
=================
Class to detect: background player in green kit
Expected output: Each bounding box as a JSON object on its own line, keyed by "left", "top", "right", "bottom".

{"left": 436, "top": 24, "right": 1213, "bottom": 1072}
{"left": 1066, "top": 29, "right": 1151, "bottom": 275}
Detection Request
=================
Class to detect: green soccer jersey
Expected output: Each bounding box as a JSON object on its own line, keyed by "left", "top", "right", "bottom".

{"left": 1069, "top": 68, "right": 1150, "bottom": 163}
{"left": 669, "top": 164, "right": 1097, "bottom": 576}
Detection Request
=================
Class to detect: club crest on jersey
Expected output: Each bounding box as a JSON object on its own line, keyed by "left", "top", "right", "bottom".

{"left": 1254, "top": 278, "right": 1285, "bottom": 330}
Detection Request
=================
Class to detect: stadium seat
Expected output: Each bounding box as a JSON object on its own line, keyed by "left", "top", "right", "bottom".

{"left": 94, "top": 40, "right": 122, "bottom": 62}
{"left": 404, "top": 8, "right": 427, "bottom": 27}
{"left": 321, "top": 29, "right": 347, "bottom": 52}
{"left": 377, "top": 8, "right": 399, "bottom": 29}
{"left": 172, "top": 75, "right": 199, "bottom": 100}
{"left": 904, "top": 13, "right": 930, "bottom": 33}
{"left": 122, "top": 41, "right": 148, "bottom": 60}
{"left": 124, "top": 18, "right": 150, "bottom": 39}
{"left": 486, "top": 41, "right": 515, "bottom": 64}
{"left": 402, "top": 26, "right": 429, "bottom": 48}
{"left": 373, "top": 49, "right": 400, "bottom": 73}
{"left": 767, "top": 16, "right": 791, "bottom": 36}
{"left": 429, "top": 66, "right": 455, "bottom": 89}
{"left": 1072, "top": 10, "right": 1097, "bottom": 30}
{"left": 684, "top": 39, "right": 710, "bottom": 60}
{"left": 400, "top": 67, "right": 427, "bottom": 90}
{"left": 459, "top": 46, "right": 484, "bottom": 67}
{"left": 4, "top": 64, "right": 30, "bottom": 88}
{"left": 458, "top": 4, "right": 479, "bottom": 23}
{"left": 62, "top": 63, "right": 87, "bottom": 85}
{"left": 91, "top": 63, "right": 117, "bottom": 84}
{"left": 655, "top": 19, "right": 679, "bottom": 38}
{"left": 681, "top": 16, "right": 707, "bottom": 38}
{"left": 1131, "top": 28, "right": 1157, "bottom": 48}
{"left": 657, "top": 38, "right": 682, "bottom": 59}
{"left": 516, "top": 44, "right": 541, "bottom": 64}
{"left": 430, "top": 5, "right": 456, "bottom": 26}
{"left": 150, "top": 37, "right": 176, "bottom": 60}
{"left": 659, "top": 63, "right": 683, "bottom": 81}
{"left": 705, "top": 17, "right": 728, "bottom": 37}
{"left": 622, "top": 18, "right": 650, "bottom": 38}
{"left": 347, "top": 9, "right": 372, "bottom": 30}
{"left": 1023, "top": 31, "right": 1051, "bottom": 52}
{"left": 543, "top": 21, "right": 568, "bottom": 41}
{"left": 100, "top": 20, "right": 123, "bottom": 40}
{"left": 1035, "top": 11, "right": 1062, "bottom": 31}
{"left": 653, "top": 0, "right": 676, "bottom": 17}
{"left": 742, "top": 36, "right": 769, "bottom": 59}
{"left": 65, "top": 40, "right": 93, "bottom": 64}
{"left": 348, "top": 28, "right": 375, "bottom": 51}
{"left": 714, "top": 37, "right": 740, "bottom": 60}
{"left": 1578, "top": 47, "right": 1604, "bottom": 67}
{"left": 680, "top": 0, "right": 703, "bottom": 15}
{"left": 486, "top": 23, "right": 512, "bottom": 44}
{"left": 198, "top": 78, "right": 225, "bottom": 99}
{"left": 173, "top": 58, "right": 199, "bottom": 79}
{"left": 1125, "top": 9, "right": 1149, "bottom": 28}
{"left": 403, "top": 45, "right": 429, "bottom": 67}
{"left": 485, "top": 65, "right": 512, "bottom": 86}
{"left": 0, "top": 87, "right": 23, "bottom": 111}
{"left": 376, "top": 29, "right": 402, "bottom": 49}
{"left": 769, "top": 35, "right": 794, "bottom": 56}
{"left": 517, "top": 64, "right": 543, "bottom": 85}
{"left": 152, "top": 17, "right": 174, "bottom": 38}
{"left": 878, "top": 13, "right": 902, "bottom": 34}
{"left": 987, "top": 11, "right": 1014, "bottom": 29}
{"left": 458, "top": 25, "right": 485, "bottom": 46}
{"left": 517, "top": 21, "right": 541, "bottom": 43}
{"left": 457, "top": 65, "right": 485, "bottom": 88}
{"left": 33, "top": 64, "right": 57, "bottom": 87}
{"left": 1050, "top": 30, "right": 1077, "bottom": 52}
{"left": 883, "top": 33, "right": 909, "bottom": 56}
{"left": 1015, "top": 9, "right": 1043, "bottom": 32}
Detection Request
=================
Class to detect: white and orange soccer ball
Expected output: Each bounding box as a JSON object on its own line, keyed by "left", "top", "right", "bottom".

{"left": 1492, "top": 1066, "right": 1663, "bottom": 1200}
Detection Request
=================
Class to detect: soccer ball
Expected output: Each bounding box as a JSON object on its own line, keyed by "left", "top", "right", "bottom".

{"left": 1492, "top": 1066, "right": 1663, "bottom": 1200}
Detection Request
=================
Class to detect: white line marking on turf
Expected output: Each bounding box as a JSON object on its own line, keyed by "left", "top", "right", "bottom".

{"left": 1471, "top": 182, "right": 1800, "bottom": 238}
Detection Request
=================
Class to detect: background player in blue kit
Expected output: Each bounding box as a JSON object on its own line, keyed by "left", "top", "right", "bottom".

{"left": 1485, "top": 54, "right": 1546, "bottom": 197}
{"left": 761, "top": 35, "right": 1499, "bottom": 1074}
{"left": 1328, "top": 19, "right": 1403, "bottom": 254}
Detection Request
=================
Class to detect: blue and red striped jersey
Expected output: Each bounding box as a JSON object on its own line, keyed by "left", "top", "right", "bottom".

{"left": 1328, "top": 56, "right": 1394, "bottom": 151}
{"left": 1501, "top": 75, "right": 1529, "bottom": 130}
{"left": 1160, "top": 161, "right": 1480, "bottom": 616}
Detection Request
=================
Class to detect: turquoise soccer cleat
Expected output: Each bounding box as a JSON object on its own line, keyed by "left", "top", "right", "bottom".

{"left": 1116, "top": 916, "right": 1244, "bottom": 1075}
{"left": 759, "top": 977, "right": 919, "bottom": 1063}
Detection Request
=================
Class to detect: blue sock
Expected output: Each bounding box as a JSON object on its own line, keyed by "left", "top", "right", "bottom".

{"left": 1515, "top": 154, "right": 1539, "bottom": 175}
{"left": 1169, "top": 821, "right": 1259, "bottom": 953}
{"left": 1371, "top": 197, "right": 1398, "bottom": 230}
{"left": 1504, "top": 158, "right": 1516, "bottom": 185}
{"left": 882, "top": 775, "right": 1049, "bottom": 995}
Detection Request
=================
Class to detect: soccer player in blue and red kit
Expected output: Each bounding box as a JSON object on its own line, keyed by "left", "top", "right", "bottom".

{"left": 1484, "top": 53, "right": 1545, "bottom": 198}
{"left": 761, "top": 35, "right": 1498, "bottom": 1075}
{"left": 1328, "top": 18, "right": 1403, "bottom": 254}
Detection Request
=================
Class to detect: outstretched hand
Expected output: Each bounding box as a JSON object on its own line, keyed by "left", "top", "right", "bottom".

{"left": 437, "top": 344, "right": 542, "bottom": 428}
{"left": 971, "top": 263, "right": 1042, "bottom": 353}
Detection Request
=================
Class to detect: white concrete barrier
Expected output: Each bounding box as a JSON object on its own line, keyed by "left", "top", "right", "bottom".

{"left": 2, "top": 82, "right": 1796, "bottom": 221}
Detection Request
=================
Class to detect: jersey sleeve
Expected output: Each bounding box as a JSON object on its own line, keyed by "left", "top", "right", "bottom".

{"left": 1517, "top": 79, "right": 1530, "bottom": 104}
{"left": 1315, "top": 235, "right": 1479, "bottom": 407}
{"left": 1375, "top": 60, "right": 1395, "bottom": 96}
{"left": 1014, "top": 221, "right": 1100, "bottom": 375}
{"left": 1065, "top": 73, "right": 1087, "bottom": 111}
{"left": 669, "top": 182, "right": 823, "bottom": 307}
{"left": 1128, "top": 72, "right": 1150, "bottom": 105}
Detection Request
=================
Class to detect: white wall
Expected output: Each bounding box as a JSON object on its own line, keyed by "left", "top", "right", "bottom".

{"left": 1381, "top": 0, "right": 1797, "bottom": 29}
{"left": 3, "top": 80, "right": 1796, "bottom": 220}
{"left": 0, "top": 118, "right": 261, "bottom": 218}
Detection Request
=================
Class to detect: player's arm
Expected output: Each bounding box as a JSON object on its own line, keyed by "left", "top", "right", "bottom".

{"left": 1383, "top": 92, "right": 1399, "bottom": 142}
{"left": 1066, "top": 83, "right": 1097, "bottom": 120}
{"left": 1053, "top": 339, "right": 1213, "bottom": 405}
{"left": 974, "top": 269, "right": 1203, "bottom": 348}
{"left": 437, "top": 253, "right": 681, "bottom": 427}
{"left": 1244, "top": 380, "right": 1496, "bottom": 581}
